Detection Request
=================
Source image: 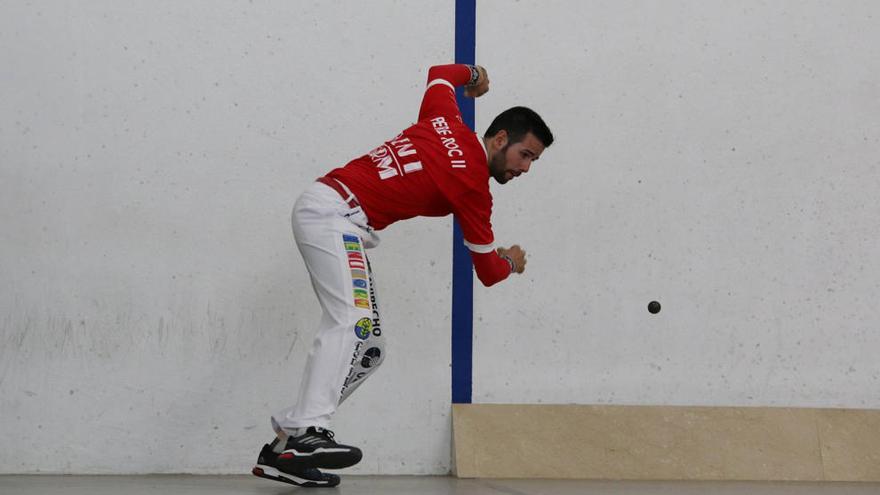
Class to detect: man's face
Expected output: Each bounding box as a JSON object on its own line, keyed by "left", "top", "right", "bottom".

{"left": 488, "top": 131, "right": 546, "bottom": 184}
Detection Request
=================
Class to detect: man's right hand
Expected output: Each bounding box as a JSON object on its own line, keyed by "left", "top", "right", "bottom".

{"left": 464, "top": 66, "right": 489, "bottom": 98}
{"left": 497, "top": 244, "right": 526, "bottom": 274}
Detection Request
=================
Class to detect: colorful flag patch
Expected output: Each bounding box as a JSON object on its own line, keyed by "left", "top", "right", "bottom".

{"left": 344, "top": 234, "right": 370, "bottom": 309}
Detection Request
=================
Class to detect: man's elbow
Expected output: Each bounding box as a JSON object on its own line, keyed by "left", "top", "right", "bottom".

{"left": 426, "top": 64, "right": 462, "bottom": 84}
{"left": 427, "top": 64, "right": 448, "bottom": 78}
{"left": 475, "top": 268, "right": 505, "bottom": 287}
{"left": 426, "top": 65, "right": 440, "bottom": 82}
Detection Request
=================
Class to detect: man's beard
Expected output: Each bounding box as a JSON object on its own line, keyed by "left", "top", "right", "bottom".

{"left": 488, "top": 144, "right": 510, "bottom": 184}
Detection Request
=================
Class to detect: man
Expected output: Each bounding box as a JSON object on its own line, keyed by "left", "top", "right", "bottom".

{"left": 252, "top": 64, "right": 553, "bottom": 487}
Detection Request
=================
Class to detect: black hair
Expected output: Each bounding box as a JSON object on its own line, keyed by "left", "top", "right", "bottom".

{"left": 484, "top": 106, "right": 554, "bottom": 147}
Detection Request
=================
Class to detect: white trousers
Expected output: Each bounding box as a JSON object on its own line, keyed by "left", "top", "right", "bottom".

{"left": 271, "top": 181, "right": 384, "bottom": 434}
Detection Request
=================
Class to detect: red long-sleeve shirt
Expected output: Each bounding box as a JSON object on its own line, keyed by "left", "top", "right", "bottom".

{"left": 324, "top": 64, "right": 511, "bottom": 286}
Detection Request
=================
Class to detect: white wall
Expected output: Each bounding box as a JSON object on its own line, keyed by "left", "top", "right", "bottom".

{"left": 474, "top": 1, "right": 880, "bottom": 407}
{"left": 1, "top": 0, "right": 454, "bottom": 474}
{"left": 3, "top": 0, "right": 879, "bottom": 477}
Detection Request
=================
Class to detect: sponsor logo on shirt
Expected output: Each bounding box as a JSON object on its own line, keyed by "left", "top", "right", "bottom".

{"left": 369, "top": 133, "right": 423, "bottom": 180}
{"left": 343, "top": 234, "right": 371, "bottom": 309}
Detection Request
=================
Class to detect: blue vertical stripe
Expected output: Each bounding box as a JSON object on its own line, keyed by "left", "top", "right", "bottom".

{"left": 451, "top": 0, "right": 475, "bottom": 404}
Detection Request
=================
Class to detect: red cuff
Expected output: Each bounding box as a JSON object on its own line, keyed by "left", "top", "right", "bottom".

{"left": 469, "top": 250, "right": 511, "bottom": 287}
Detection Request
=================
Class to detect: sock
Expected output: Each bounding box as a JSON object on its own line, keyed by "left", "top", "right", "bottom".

{"left": 270, "top": 427, "right": 314, "bottom": 452}
{"left": 287, "top": 427, "right": 307, "bottom": 437}
{"left": 269, "top": 437, "right": 285, "bottom": 454}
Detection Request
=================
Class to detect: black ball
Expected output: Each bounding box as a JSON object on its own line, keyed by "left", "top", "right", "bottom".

{"left": 648, "top": 301, "right": 661, "bottom": 314}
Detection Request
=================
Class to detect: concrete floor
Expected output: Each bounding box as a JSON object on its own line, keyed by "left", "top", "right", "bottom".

{"left": 1, "top": 475, "right": 879, "bottom": 495}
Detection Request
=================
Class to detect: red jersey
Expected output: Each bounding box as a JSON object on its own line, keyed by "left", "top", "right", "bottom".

{"left": 323, "top": 65, "right": 511, "bottom": 286}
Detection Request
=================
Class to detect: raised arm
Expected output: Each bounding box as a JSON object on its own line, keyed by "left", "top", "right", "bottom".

{"left": 417, "top": 64, "right": 489, "bottom": 122}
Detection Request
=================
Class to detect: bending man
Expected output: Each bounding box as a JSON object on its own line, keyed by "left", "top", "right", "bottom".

{"left": 252, "top": 64, "right": 553, "bottom": 487}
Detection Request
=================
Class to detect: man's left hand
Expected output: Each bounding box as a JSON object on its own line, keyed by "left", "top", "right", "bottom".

{"left": 464, "top": 66, "right": 489, "bottom": 98}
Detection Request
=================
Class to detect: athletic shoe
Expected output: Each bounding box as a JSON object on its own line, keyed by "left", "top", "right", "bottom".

{"left": 252, "top": 441, "right": 340, "bottom": 488}
{"left": 277, "top": 427, "right": 363, "bottom": 470}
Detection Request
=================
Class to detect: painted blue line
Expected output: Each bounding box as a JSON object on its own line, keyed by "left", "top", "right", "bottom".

{"left": 451, "top": 0, "right": 475, "bottom": 405}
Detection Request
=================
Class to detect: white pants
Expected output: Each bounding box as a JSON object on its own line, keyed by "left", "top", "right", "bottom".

{"left": 271, "top": 181, "right": 385, "bottom": 434}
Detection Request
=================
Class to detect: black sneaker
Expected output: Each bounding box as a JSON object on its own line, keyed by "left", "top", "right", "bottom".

{"left": 252, "top": 441, "right": 340, "bottom": 488}
{"left": 277, "top": 427, "right": 363, "bottom": 470}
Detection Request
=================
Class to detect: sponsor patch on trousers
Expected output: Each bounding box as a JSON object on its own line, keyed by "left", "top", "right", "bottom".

{"left": 354, "top": 317, "right": 372, "bottom": 340}
{"left": 362, "top": 347, "right": 381, "bottom": 368}
{"left": 343, "top": 234, "right": 370, "bottom": 309}
{"left": 340, "top": 341, "right": 365, "bottom": 396}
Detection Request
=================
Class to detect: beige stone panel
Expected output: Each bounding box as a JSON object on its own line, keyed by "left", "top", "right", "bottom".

{"left": 818, "top": 408, "right": 880, "bottom": 481}
{"left": 453, "top": 404, "right": 843, "bottom": 481}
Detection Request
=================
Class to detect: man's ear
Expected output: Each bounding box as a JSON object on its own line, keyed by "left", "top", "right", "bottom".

{"left": 493, "top": 129, "right": 508, "bottom": 150}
